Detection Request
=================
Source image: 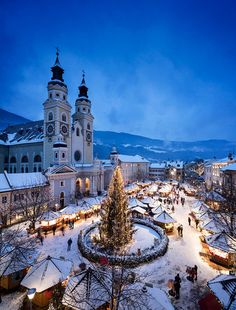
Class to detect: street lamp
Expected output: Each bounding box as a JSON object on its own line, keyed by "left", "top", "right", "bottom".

{"left": 27, "top": 288, "right": 36, "bottom": 310}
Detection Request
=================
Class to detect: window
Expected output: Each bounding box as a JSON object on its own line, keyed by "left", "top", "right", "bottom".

{"left": 55, "top": 152, "right": 58, "bottom": 159}
{"left": 87, "top": 123, "right": 90, "bottom": 130}
{"left": 34, "top": 167, "right": 37, "bottom": 172}
{"left": 34, "top": 155, "right": 41, "bottom": 162}
{"left": 14, "top": 167, "right": 16, "bottom": 173}
{"left": 21, "top": 167, "right": 24, "bottom": 173}
{"left": 49, "top": 93, "right": 52, "bottom": 99}
{"left": 2, "top": 196, "right": 7, "bottom": 204}
{"left": 78, "top": 107, "right": 80, "bottom": 112}
{"left": 48, "top": 112, "right": 53, "bottom": 121}
{"left": 62, "top": 113, "right": 67, "bottom": 122}
{"left": 38, "top": 166, "right": 42, "bottom": 172}
{"left": 56, "top": 93, "right": 60, "bottom": 97}
{"left": 74, "top": 150, "right": 81, "bottom": 162}
{"left": 21, "top": 156, "right": 28, "bottom": 163}
{"left": 63, "top": 95, "right": 66, "bottom": 100}
{"left": 10, "top": 156, "right": 16, "bottom": 163}
{"left": 62, "top": 152, "right": 65, "bottom": 158}
{"left": 60, "top": 181, "right": 64, "bottom": 187}
{"left": 83, "top": 107, "right": 86, "bottom": 111}
{"left": 76, "top": 128, "right": 80, "bottom": 136}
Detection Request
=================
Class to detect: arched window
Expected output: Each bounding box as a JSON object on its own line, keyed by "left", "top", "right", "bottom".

{"left": 34, "top": 155, "right": 41, "bottom": 162}
{"left": 87, "top": 123, "right": 90, "bottom": 130}
{"left": 21, "top": 156, "right": 28, "bottom": 163}
{"left": 62, "top": 113, "right": 67, "bottom": 122}
{"left": 10, "top": 156, "right": 16, "bottom": 163}
{"left": 60, "top": 192, "right": 64, "bottom": 208}
{"left": 76, "top": 128, "right": 80, "bottom": 136}
{"left": 48, "top": 112, "right": 53, "bottom": 121}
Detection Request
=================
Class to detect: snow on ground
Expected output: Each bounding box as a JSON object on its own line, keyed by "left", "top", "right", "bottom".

{"left": 1, "top": 186, "right": 226, "bottom": 309}
{"left": 126, "top": 224, "right": 160, "bottom": 253}
{"left": 1, "top": 291, "right": 26, "bottom": 310}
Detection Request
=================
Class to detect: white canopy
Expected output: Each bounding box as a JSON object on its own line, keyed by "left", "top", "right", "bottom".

{"left": 21, "top": 256, "right": 73, "bottom": 292}
{"left": 129, "top": 197, "right": 147, "bottom": 208}
{"left": 152, "top": 205, "right": 165, "bottom": 215}
{"left": 60, "top": 204, "right": 81, "bottom": 215}
{"left": 41, "top": 211, "right": 61, "bottom": 221}
{"left": 201, "top": 219, "right": 223, "bottom": 234}
{"left": 205, "top": 232, "right": 236, "bottom": 253}
{"left": 153, "top": 211, "right": 176, "bottom": 224}
{"left": 132, "top": 207, "right": 147, "bottom": 215}
{"left": 141, "top": 196, "right": 154, "bottom": 205}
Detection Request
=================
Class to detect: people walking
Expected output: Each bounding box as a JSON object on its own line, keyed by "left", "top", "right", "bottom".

{"left": 40, "top": 235, "right": 44, "bottom": 245}
{"left": 52, "top": 226, "right": 56, "bottom": 236}
{"left": 174, "top": 274, "right": 181, "bottom": 299}
{"left": 61, "top": 226, "right": 65, "bottom": 236}
{"left": 67, "top": 238, "right": 72, "bottom": 251}
{"left": 193, "top": 265, "right": 198, "bottom": 281}
{"left": 180, "top": 225, "right": 183, "bottom": 237}
{"left": 188, "top": 217, "right": 191, "bottom": 226}
{"left": 177, "top": 225, "right": 181, "bottom": 237}
{"left": 195, "top": 219, "right": 199, "bottom": 229}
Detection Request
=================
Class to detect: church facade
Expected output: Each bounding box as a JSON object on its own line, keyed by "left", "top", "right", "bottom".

{"left": 0, "top": 52, "right": 106, "bottom": 206}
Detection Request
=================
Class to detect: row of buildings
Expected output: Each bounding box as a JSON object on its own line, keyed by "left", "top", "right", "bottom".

{"left": 0, "top": 52, "right": 184, "bottom": 225}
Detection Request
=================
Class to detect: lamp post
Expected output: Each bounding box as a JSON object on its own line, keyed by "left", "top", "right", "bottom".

{"left": 27, "top": 288, "right": 36, "bottom": 310}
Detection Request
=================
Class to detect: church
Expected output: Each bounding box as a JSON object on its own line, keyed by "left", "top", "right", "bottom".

{"left": 0, "top": 52, "right": 110, "bottom": 206}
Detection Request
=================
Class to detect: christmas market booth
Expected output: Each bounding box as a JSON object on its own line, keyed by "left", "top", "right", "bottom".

{"left": 141, "top": 196, "right": 155, "bottom": 207}
{"left": 159, "top": 185, "right": 173, "bottom": 197}
{"left": 40, "top": 211, "right": 62, "bottom": 231}
{"left": 129, "top": 197, "right": 147, "bottom": 209}
{"left": 0, "top": 245, "right": 37, "bottom": 290}
{"left": 131, "top": 206, "right": 148, "bottom": 219}
{"left": 21, "top": 255, "right": 72, "bottom": 308}
{"left": 153, "top": 210, "right": 176, "bottom": 233}
{"left": 60, "top": 204, "right": 81, "bottom": 221}
{"left": 62, "top": 267, "right": 110, "bottom": 310}
{"left": 77, "top": 200, "right": 95, "bottom": 219}
{"left": 204, "top": 231, "right": 236, "bottom": 267}
{"left": 205, "top": 191, "right": 226, "bottom": 210}
{"left": 207, "top": 274, "right": 236, "bottom": 309}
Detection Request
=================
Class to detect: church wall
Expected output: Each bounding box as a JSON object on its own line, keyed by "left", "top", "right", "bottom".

{"left": 0, "top": 145, "right": 9, "bottom": 172}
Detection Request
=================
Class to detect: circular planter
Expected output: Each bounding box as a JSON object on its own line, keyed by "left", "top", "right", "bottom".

{"left": 77, "top": 219, "right": 169, "bottom": 267}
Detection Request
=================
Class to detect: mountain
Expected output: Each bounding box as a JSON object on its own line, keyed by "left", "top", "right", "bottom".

{"left": 93, "top": 131, "right": 236, "bottom": 162}
{"left": 0, "top": 108, "right": 31, "bottom": 130}
{"left": 0, "top": 108, "right": 234, "bottom": 161}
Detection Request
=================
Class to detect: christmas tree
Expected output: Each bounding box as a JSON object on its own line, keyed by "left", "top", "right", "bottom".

{"left": 99, "top": 166, "right": 134, "bottom": 251}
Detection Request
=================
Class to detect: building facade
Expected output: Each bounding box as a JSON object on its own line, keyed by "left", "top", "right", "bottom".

{"left": 0, "top": 52, "right": 105, "bottom": 205}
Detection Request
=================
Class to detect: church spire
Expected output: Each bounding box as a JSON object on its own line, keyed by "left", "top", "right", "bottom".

{"left": 78, "top": 71, "right": 88, "bottom": 98}
{"left": 51, "top": 49, "right": 64, "bottom": 82}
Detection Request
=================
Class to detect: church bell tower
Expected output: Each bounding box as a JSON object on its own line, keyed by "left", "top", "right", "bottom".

{"left": 72, "top": 73, "right": 94, "bottom": 165}
{"left": 43, "top": 51, "right": 71, "bottom": 168}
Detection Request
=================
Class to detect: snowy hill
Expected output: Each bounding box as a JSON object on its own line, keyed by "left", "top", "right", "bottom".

{"left": 0, "top": 108, "right": 235, "bottom": 161}
{"left": 0, "top": 108, "right": 31, "bottom": 130}
{"left": 93, "top": 131, "right": 236, "bottom": 161}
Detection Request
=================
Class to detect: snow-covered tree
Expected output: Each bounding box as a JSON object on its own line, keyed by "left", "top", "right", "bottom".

{"left": 99, "top": 166, "right": 134, "bottom": 251}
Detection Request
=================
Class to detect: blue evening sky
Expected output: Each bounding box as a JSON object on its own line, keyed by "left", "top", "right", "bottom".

{"left": 0, "top": 0, "right": 236, "bottom": 141}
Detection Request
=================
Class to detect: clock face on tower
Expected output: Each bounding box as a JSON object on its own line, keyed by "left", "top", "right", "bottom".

{"left": 46, "top": 123, "right": 54, "bottom": 135}
{"left": 86, "top": 131, "right": 92, "bottom": 142}
{"left": 61, "top": 124, "right": 68, "bottom": 135}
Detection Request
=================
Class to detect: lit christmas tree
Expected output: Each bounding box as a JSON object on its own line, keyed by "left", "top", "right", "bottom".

{"left": 99, "top": 166, "right": 134, "bottom": 251}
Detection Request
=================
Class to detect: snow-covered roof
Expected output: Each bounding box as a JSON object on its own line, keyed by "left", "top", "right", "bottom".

{"left": 0, "top": 120, "right": 44, "bottom": 146}
{"left": 166, "top": 160, "right": 184, "bottom": 169}
{"left": 129, "top": 197, "right": 147, "bottom": 208}
{"left": 21, "top": 256, "right": 73, "bottom": 292}
{"left": 208, "top": 274, "right": 236, "bottom": 309}
{"left": 153, "top": 211, "right": 176, "bottom": 223}
{"left": 152, "top": 205, "right": 164, "bottom": 215}
{"left": 206, "top": 191, "right": 226, "bottom": 202}
{"left": 201, "top": 219, "right": 223, "bottom": 234}
{"left": 77, "top": 200, "right": 93, "bottom": 211}
{"left": 141, "top": 196, "right": 154, "bottom": 205}
{"left": 0, "top": 172, "right": 48, "bottom": 192}
{"left": 205, "top": 232, "right": 236, "bottom": 253}
{"left": 118, "top": 154, "right": 149, "bottom": 163}
{"left": 0, "top": 245, "right": 38, "bottom": 276}
{"left": 7, "top": 172, "right": 47, "bottom": 189}
{"left": 41, "top": 211, "right": 61, "bottom": 221}
{"left": 62, "top": 267, "right": 111, "bottom": 310}
{"left": 221, "top": 162, "right": 236, "bottom": 172}
{"left": 60, "top": 204, "right": 81, "bottom": 215}
{"left": 132, "top": 206, "right": 147, "bottom": 215}
{"left": 150, "top": 163, "right": 166, "bottom": 169}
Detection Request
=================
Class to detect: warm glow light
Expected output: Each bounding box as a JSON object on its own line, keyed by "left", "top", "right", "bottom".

{"left": 27, "top": 288, "right": 36, "bottom": 300}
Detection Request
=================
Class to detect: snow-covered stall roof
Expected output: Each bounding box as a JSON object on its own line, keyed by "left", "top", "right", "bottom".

{"left": 159, "top": 184, "right": 173, "bottom": 194}
{"left": 205, "top": 232, "right": 236, "bottom": 253}
{"left": 129, "top": 197, "right": 147, "bottom": 208}
{"left": 119, "top": 283, "right": 175, "bottom": 310}
{"left": 125, "top": 183, "right": 139, "bottom": 192}
{"left": 141, "top": 196, "right": 154, "bottom": 205}
{"left": 0, "top": 245, "right": 38, "bottom": 276}
{"left": 77, "top": 200, "right": 93, "bottom": 211}
{"left": 153, "top": 211, "right": 176, "bottom": 224}
{"left": 208, "top": 274, "right": 236, "bottom": 310}
{"left": 191, "top": 202, "right": 209, "bottom": 214}
{"left": 152, "top": 205, "right": 165, "bottom": 215}
{"left": 21, "top": 256, "right": 73, "bottom": 293}
{"left": 148, "top": 184, "right": 158, "bottom": 193}
{"left": 201, "top": 219, "right": 223, "bottom": 234}
{"left": 40, "top": 211, "right": 61, "bottom": 221}
{"left": 60, "top": 204, "right": 81, "bottom": 216}
{"left": 132, "top": 206, "right": 147, "bottom": 215}
{"left": 62, "top": 267, "right": 111, "bottom": 310}
{"left": 206, "top": 191, "right": 226, "bottom": 202}
{"left": 84, "top": 197, "right": 102, "bottom": 206}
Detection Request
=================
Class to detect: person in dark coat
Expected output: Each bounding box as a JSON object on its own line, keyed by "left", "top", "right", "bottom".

{"left": 195, "top": 219, "right": 199, "bottom": 229}
{"left": 174, "top": 274, "right": 181, "bottom": 299}
{"left": 188, "top": 217, "right": 191, "bottom": 226}
{"left": 61, "top": 226, "right": 65, "bottom": 236}
{"left": 67, "top": 238, "right": 72, "bottom": 251}
{"left": 52, "top": 226, "right": 56, "bottom": 236}
{"left": 193, "top": 265, "right": 198, "bottom": 280}
{"left": 40, "top": 235, "right": 44, "bottom": 245}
